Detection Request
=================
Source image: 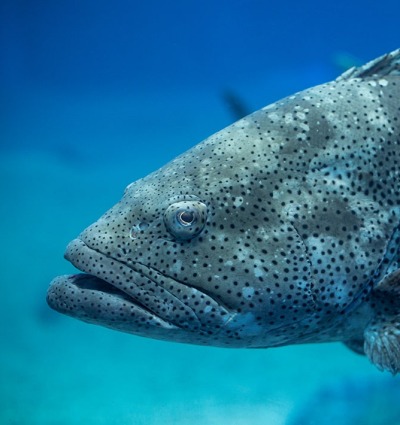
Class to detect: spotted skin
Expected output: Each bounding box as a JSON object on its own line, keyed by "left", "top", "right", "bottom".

{"left": 48, "top": 49, "right": 400, "bottom": 374}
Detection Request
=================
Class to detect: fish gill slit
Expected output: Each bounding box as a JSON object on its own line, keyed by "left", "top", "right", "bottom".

{"left": 290, "top": 221, "right": 317, "bottom": 308}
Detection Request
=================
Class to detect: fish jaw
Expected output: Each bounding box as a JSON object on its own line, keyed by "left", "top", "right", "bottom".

{"left": 47, "top": 274, "right": 179, "bottom": 332}
{"left": 47, "top": 238, "right": 307, "bottom": 348}
{"left": 47, "top": 238, "right": 240, "bottom": 345}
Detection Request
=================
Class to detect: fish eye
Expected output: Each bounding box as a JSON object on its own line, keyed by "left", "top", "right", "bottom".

{"left": 164, "top": 200, "right": 207, "bottom": 240}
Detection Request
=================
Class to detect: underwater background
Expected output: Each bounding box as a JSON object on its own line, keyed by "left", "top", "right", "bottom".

{"left": 1, "top": 1, "right": 400, "bottom": 424}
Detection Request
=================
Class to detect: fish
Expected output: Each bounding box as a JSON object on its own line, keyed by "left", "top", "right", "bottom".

{"left": 222, "top": 89, "right": 251, "bottom": 121}
{"left": 47, "top": 49, "right": 400, "bottom": 374}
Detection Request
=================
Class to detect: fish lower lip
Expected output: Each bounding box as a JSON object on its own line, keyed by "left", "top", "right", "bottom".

{"left": 65, "top": 273, "right": 162, "bottom": 318}
{"left": 46, "top": 274, "right": 178, "bottom": 330}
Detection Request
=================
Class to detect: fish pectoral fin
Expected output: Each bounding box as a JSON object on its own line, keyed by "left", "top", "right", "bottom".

{"left": 364, "top": 318, "right": 400, "bottom": 375}
{"left": 364, "top": 270, "right": 400, "bottom": 374}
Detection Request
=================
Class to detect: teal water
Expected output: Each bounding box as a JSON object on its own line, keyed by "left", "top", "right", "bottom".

{"left": 1, "top": 1, "right": 400, "bottom": 424}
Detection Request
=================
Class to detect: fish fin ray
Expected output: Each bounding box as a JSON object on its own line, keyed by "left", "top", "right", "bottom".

{"left": 364, "top": 271, "right": 400, "bottom": 374}
{"left": 364, "top": 321, "right": 400, "bottom": 375}
{"left": 336, "top": 48, "right": 400, "bottom": 81}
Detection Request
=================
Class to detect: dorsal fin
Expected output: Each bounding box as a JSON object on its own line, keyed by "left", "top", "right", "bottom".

{"left": 336, "top": 48, "right": 400, "bottom": 81}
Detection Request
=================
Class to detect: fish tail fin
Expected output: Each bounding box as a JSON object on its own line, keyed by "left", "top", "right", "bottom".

{"left": 363, "top": 269, "right": 400, "bottom": 375}
{"left": 336, "top": 48, "right": 400, "bottom": 81}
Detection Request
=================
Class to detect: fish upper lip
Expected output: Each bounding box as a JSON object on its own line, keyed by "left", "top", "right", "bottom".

{"left": 64, "top": 238, "right": 232, "bottom": 332}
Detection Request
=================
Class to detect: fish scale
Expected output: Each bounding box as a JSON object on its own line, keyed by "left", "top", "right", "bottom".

{"left": 48, "top": 49, "right": 400, "bottom": 374}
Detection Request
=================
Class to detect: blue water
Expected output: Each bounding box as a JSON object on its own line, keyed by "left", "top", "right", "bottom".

{"left": 1, "top": 1, "right": 400, "bottom": 424}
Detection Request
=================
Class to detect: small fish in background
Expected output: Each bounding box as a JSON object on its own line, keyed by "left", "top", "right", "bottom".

{"left": 47, "top": 49, "right": 400, "bottom": 374}
{"left": 286, "top": 376, "right": 400, "bottom": 425}
{"left": 222, "top": 89, "right": 251, "bottom": 121}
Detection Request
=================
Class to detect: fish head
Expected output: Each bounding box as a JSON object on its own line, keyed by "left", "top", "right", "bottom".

{"left": 47, "top": 124, "right": 318, "bottom": 348}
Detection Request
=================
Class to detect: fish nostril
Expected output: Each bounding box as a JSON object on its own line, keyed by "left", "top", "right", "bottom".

{"left": 138, "top": 222, "right": 149, "bottom": 231}
{"left": 129, "top": 222, "right": 149, "bottom": 240}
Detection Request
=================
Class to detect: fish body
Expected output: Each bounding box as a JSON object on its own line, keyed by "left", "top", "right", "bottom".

{"left": 48, "top": 50, "right": 400, "bottom": 374}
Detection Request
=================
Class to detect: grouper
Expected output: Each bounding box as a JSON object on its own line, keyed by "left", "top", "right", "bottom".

{"left": 47, "top": 49, "right": 400, "bottom": 374}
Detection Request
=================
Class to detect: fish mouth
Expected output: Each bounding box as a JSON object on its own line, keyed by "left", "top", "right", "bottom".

{"left": 47, "top": 238, "right": 231, "bottom": 334}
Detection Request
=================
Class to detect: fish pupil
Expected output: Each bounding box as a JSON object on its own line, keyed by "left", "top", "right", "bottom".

{"left": 178, "top": 210, "right": 195, "bottom": 226}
